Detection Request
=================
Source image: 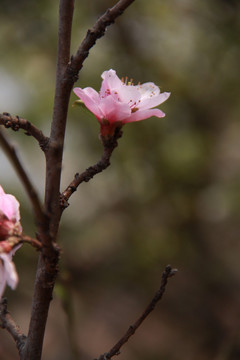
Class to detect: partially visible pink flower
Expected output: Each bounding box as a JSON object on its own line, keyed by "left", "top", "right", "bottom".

{"left": 0, "top": 186, "right": 22, "bottom": 297}
{"left": 73, "top": 69, "right": 170, "bottom": 137}
{"left": 0, "top": 186, "right": 22, "bottom": 240}
{"left": 0, "top": 245, "right": 20, "bottom": 298}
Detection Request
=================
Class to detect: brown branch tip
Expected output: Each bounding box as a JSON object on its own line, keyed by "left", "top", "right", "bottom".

{"left": 95, "top": 265, "right": 177, "bottom": 360}
{"left": 68, "top": 0, "right": 136, "bottom": 79}
{"left": 0, "top": 112, "right": 49, "bottom": 151}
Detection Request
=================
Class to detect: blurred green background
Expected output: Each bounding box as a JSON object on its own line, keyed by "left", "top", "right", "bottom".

{"left": 1, "top": 0, "right": 240, "bottom": 359}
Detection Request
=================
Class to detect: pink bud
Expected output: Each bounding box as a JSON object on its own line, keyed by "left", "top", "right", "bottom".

{"left": 0, "top": 186, "right": 22, "bottom": 240}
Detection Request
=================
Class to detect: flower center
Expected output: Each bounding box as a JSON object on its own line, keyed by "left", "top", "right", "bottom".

{"left": 121, "top": 76, "right": 135, "bottom": 86}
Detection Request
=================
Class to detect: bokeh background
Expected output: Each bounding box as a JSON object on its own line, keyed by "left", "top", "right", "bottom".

{"left": 1, "top": 0, "right": 240, "bottom": 359}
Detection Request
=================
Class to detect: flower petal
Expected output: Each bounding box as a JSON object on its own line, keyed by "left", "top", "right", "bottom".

{"left": 74, "top": 87, "right": 104, "bottom": 120}
{"left": 0, "top": 250, "right": 20, "bottom": 298}
{"left": 124, "top": 108, "right": 166, "bottom": 123}
{"left": 135, "top": 82, "right": 160, "bottom": 98}
{"left": 116, "top": 84, "right": 141, "bottom": 105}
{"left": 99, "top": 95, "right": 131, "bottom": 123}
{"left": 78, "top": 87, "right": 100, "bottom": 103}
{"left": 0, "top": 260, "right": 7, "bottom": 298}
{"left": 137, "top": 91, "right": 171, "bottom": 111}
{"left": 100, "top": 69, "right": 123, "bottom": 97}
{"left": 0, "top": 188, "right": 20, "bottom": 222}
{"left": 0, "top": 253, "right": 18, "bottom": 289}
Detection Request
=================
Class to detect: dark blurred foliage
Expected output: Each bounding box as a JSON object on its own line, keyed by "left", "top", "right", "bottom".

{"left": 1, "top": 0, "right": 240, "bottom": 359}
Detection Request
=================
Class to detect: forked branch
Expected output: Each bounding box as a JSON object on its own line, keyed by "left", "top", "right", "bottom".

{"left": 0, "top": 1, "right": 138, "bottom": 360}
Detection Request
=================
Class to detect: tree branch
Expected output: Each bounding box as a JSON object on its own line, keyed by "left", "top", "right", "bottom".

{"left": 0, "top": 113, "right": 49, "bottom": 151}
{"left": 44, "top": 0, "right": 75, "bottom": 230}
{"left": 0, "top": 129, "right": 45, "bottom": 225}
{"left": 46, "top": 0, "right": 136, "bottom": 222}
{"left": 68, "top": 0, "right": 136, "bottom": 79}
{"left": 22, "top": 2, "right": 75, "bottom": 359}
{"left": 0, "top": 298, "right": 27, "bottom": 355}
{"left": 96, "top": 265, "right": 177, "bottom": 360}
{"left": 58, "top": 0, "right": 75, "bottom": 70}
{"left": 61, "top": 128, "right": 122, "bottom": 209}
{"left": 21, "top": 1, "right": 135, "bottom": 359}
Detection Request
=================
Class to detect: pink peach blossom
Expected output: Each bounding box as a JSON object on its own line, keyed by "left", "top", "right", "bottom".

{"left": 0, "top": 185, "right": 22, "bottom": 240}
{"left": 73, "top": 69, "right": 170, "bottom": 136}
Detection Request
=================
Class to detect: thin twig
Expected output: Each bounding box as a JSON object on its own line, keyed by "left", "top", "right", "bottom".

{"left": 0, "top": 236, "right": 42, "bottom": 254}
{"left": 0, "top": 298, "right": 27, "bottom": 355}
{"left": 0, "top": 129, "right": 45, "bottom": 225}
{"left": 0, "top": 113, "right": 49, "bottom": 151}
{"left": 20, "top": 235, "right": 42, "bottom": 250}
{"left": 61, "top": 128, "right": 122, "bottom": 208}
{"left": 96, "top": 265, "right": 177, "bottom": 360}
{"left": 67, "top": 0, "right": 136, "bottom": 80}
